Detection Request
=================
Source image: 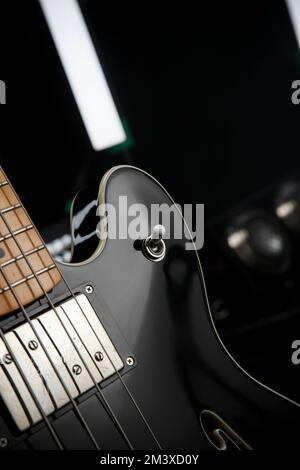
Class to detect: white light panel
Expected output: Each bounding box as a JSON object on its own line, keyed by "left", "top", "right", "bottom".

{"left": 39, "top": 0, "right": 126, "bottom": 151}
{"left": 286, "top": 0, "right": 300, "bottom": 49}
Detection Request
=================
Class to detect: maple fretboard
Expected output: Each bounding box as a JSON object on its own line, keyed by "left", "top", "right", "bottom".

{"left": 0, "top": 168, "right": 61, "bottom": 317}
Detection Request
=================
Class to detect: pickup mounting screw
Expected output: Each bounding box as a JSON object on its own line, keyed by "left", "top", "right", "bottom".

{"left": 28, "top": 340, "right": 38, "bottom": 351}
{"left": 85, "top": 285, "right": 94, "bottom": 294}
{"left": 3, "top": 354, "right": 12, "bottom": 365}
{"left": 94, "top": 351, "right": 104, "bottom": 362}
{"left": 126, "top": 356, "right": 135, "bottom": 366}
{"left": 72, "top": 364, "right": 82, "bottom": 376}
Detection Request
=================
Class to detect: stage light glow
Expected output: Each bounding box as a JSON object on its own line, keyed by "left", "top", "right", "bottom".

{"left": 39, "top": 0, "right": 126, "bottom": 151}
{"left": 286, "top": 0, "right": 300, "bottom": 49}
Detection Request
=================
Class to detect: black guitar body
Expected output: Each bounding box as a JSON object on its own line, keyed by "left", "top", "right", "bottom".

{"left": 1, "top": 166, "right": 299, "bottom": 450}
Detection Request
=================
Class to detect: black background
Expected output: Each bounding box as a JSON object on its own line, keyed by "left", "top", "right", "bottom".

{"left": 0, "top": 1, "right": 299, "bottom": 227}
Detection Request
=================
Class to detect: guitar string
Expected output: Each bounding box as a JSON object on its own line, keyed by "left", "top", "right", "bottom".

{"left": 0, "top": 207, "right": 134, "bottom": 450}
{"left": 60, "top": 302, "right": 163, "bottom": 450}
{"left": 33, "top": 216, "right": 163, "bottom": 449}
{"left": 29, "top": 201, "right": 163, "bottom": 449}
{"left": 0, "top": 327, "right": 63, "bottom": 450}
{"left": 0, "top": 258, "right": 100, "bottom": 450}
{"left": 0, "top": 172, "right": 161, "bottom": 450}
{"left": 33, "top": 227, "right": 163, "bottom": 450}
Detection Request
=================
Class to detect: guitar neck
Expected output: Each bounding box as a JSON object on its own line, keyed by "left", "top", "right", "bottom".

{"left": 0, "top": 167, "right": 61, "bottom": 317}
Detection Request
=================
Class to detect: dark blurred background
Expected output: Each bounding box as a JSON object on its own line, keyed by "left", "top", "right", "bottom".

{"left": 1, "top": 1, "right": 300, "bottom": 402}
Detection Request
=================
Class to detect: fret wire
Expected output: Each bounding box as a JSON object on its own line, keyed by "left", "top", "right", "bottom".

{"left": 0, "top": 225, "right": 34, "bottom": 243}
{"left": 0, "top": 245, "right": 45, "bottom": 268}
{"left": 0, "top": 168, "right": 141, "bottom": 450}
{"left": 0, "top": 181, "right": 8, "bottom": 187}
{"left": 12, "top": 172, "right": 157, "bottom": 450}
{"left": 0, "top": 264, "right": 56, "bottom": 294}
{"left": 0, "top": 168, "right": 160, "bottom": 450}
{"left": 0, "top": 175, "right": 100, "bottom": 450}
{"left": 0, "top": 203, "right": 21, "bottom": 215}
{"left": 0, "top": 279, "right": 101, "bottom": 449}
{"left": 0, "top": 190, "right": 133, "bottom": 451}
{"left": 0, "top": 246, "right": 101, "bottom": 450}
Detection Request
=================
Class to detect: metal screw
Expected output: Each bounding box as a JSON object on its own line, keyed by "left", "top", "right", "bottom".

{"left": 85, "top": 285, "right": 94, "bottom": 294}
{"left": 126, "top": 356, "right": 135, "bottom": 366}
{"left": 3, "top": 354, "right": 12, "bottom": 365}
{"left": 94, "top": 351, "right": 104, "bottom": 362}
{"left": 28, "top": 340, "right": 38, "bottom": 351}
{"left": 0, "top": 437, "right": 8, "bottom": 448}
{"left": 72, "top": 364, "right": 82, "bottom": 376}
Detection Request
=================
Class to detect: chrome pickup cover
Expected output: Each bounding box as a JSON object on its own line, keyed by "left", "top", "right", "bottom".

{"left": 0, "top": 294, "right": 124, "bottom": 431}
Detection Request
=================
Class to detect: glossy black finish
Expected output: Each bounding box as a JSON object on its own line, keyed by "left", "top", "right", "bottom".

{"left": 1, "top": 166, "right": 300, "bottom": 450}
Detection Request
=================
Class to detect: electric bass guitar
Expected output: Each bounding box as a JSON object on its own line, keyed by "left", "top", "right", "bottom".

{"left": 0, "top": 164, "right": 299, "bottom": 450}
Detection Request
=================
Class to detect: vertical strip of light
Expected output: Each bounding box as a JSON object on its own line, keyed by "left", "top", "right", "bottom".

{"left": 286, "top": 0, "right": 300, "bottom": 49}
{"left": 39, "top": 0, "right": 126, "bottom": 151}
